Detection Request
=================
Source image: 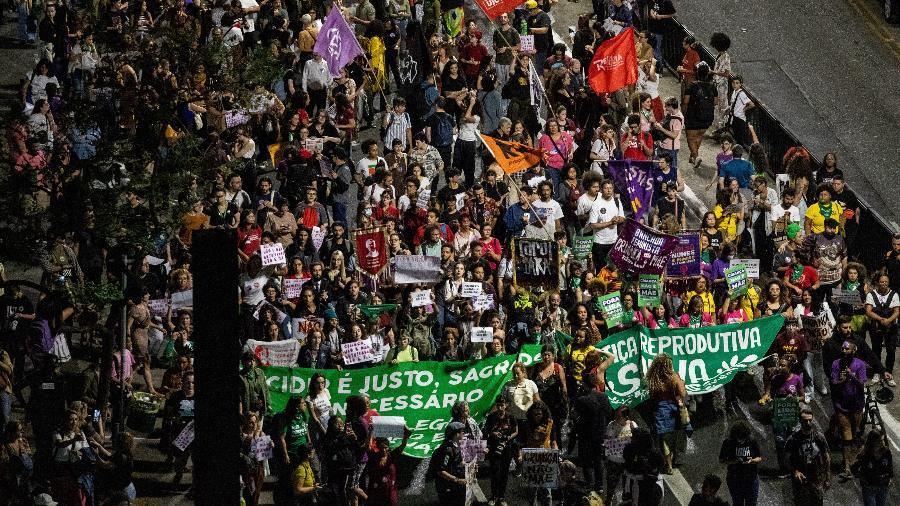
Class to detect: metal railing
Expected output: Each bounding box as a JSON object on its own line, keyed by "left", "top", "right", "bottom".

{"left": 650, "top": 15, "right": 895, "bottom": 266}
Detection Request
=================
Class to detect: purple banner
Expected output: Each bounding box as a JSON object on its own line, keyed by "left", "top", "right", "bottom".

{"left": 313, "top": 7, "right": 364, "bottom": 77}
{"left": 609, "top": 219, "right": 679, "bottom": 275}
{"left": 666, "top": 232, "right": 701, "bottom": 278}
{"left": 607, "top": 160, "right": 655, "bottom": 221}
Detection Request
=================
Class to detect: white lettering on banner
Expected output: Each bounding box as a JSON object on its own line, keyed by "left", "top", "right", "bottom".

{"left": 327, "top": 27, "right": 342, "bottom": 59}
{"left": 260, "top": 242, "right": 287, "bottom": 266}
{"left": 593, "top": 53, "right": 624, "bottom": 71}
{"left": 342, "top": 338, "right": 376, "bottom": 365}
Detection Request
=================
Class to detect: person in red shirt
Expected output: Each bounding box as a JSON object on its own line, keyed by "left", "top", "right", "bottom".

{"left": 783, "top": 251, "right": 820, "bottom": 299}
{"left": 621, "top": 114, "right": 654, "bottom": 161}
{"left": 236, "top": 209, "right": 262, "bottom": 264}
{"left": 459, "top": 32, "right": 488, "bottom": 88}
{"left": 413, "top": 208, "right": 455, "bottom": 247}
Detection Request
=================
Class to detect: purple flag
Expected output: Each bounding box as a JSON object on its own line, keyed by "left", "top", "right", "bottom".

{"left": 666, "top": 232, "right": 701, "bottom": 277}
{"left": 607, "top": 160, "right": 655, "bottom": 221}
{"left": 609, "top": 219, "right": 679, "bottom": 275}
{"left": 314, "top": 6, "right": 364, "bottom": 77}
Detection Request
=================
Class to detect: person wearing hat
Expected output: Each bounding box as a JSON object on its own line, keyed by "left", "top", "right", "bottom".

{"left": 525, "top": 0, "right": 552, "bottom": 75}
{"left": 329, "top": 147, "right": 353, "bottom": 227}
{"left": 804, "top": 183, "right": 843, "bottom": 236}
{"left": 431, "top": 421, "right": 467, "bottom": 505}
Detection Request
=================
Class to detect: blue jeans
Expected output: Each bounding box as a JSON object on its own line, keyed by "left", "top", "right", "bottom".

{"left": 727, "top": 474, "right": 759, "bottom": 506}
{"left": 862, "top": 485, "right": 888, "bottom": 506}
{"left": 331, "top": 201, "right": 347, "bottom": 227}
{"left": 653, "top": 33, "right": 664, "bottom": 69}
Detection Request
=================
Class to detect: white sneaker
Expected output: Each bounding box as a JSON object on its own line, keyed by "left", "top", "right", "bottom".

{"left": 804, "top": 392, "right": 812, "bottom": 404}
{"left": 888, "top": 379, "right": 897, "bottom": 387}
{"left": 871, "top": 373, "right": 881, "bottom": 385}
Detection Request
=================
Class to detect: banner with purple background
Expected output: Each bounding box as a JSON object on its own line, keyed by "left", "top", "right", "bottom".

{"left": 609, "top": 219, "right": 679, "bottom": 275}
{"left": 607, "top": 160, "right": 656, "bottom": 221}
{"left": 314, "top": 6, "right": 365, "bottom": 77}
{"left": 666, "top": 232, "right": 701, "bottom": 278}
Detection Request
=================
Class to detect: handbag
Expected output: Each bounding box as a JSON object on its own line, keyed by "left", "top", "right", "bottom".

{"left": 51, "top": 333, "right": 71, "bottom": 363}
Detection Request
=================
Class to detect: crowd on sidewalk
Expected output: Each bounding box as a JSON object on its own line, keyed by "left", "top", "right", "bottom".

{"left": 1, "top": 0, "right": 899, "bottom": 505}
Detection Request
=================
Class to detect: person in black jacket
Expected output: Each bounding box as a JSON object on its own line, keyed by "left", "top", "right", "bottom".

{"left": 432, "top": 421, "right": 466, "bottom": 506}
{"left": 571, "top": 372, "right": 613, "bottom": 494}
{"left": 823, "top": 315, "right": 891, "bottom": 385}
{"left": 851, "top": 429, "right": 893, "bottom": 505}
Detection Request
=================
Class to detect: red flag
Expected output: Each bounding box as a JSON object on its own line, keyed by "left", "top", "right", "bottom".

{"left": 588, "top": 27, "right": 639, "bottom": 94}
{"left": 473, "top": 0, "right": 521, "bottom": 20}
{"left": 354, "top": 228, "right": 388, "bottom": 276}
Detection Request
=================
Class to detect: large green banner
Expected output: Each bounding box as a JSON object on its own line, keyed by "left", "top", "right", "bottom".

{"left": 263, "top": 316, "right": 782, "bottom": 457}
{"left": 598, "top": 315, "right": 783, "bottom": 407}
{"left": 263, "top": 346, "right": 543, "bottom": 458}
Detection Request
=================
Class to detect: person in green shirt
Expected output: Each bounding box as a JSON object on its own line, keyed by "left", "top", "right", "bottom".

{"left": 277, "top": 396, "right": 313, "bottom": 465}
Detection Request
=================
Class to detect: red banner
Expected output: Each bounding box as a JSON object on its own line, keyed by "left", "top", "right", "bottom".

{"left": 588, "top": 27, "right": 639, "bottom": 95}
{"left": 354, "top": 228, "right": 388, "bottom": 277}
{"left": 473, "top": 0, "right": 521, "bottom": 20}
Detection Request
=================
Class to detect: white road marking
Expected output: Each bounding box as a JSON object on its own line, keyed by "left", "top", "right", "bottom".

{"left": 663, "top": 469, "right": 696, "bottom": 505}
{"left": 877, "top": 404, "right": 900, "bottom": 452}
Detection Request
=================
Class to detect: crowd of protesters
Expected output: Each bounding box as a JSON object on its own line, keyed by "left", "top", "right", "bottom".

{"left": 1, "top": 0, "right": 899, "bottom": 504}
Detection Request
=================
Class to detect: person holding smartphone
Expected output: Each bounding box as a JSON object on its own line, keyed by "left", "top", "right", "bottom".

{"left": 718, "top": 420, "right": 762, "bottom": 506}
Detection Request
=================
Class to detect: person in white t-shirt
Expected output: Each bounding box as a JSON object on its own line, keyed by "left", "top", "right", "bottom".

{"left": 525, "top": 181, "right": 564, "bottom": 240}
{"left": 587, "top": 179, "right": 625, "bottom": 271}
{"left": 575, "top": 173, "right": 602, "bottom": 223}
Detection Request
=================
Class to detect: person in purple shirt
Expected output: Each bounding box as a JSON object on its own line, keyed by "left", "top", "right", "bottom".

{"left": 830, "top": 341, "right": 867, "bottom": 479}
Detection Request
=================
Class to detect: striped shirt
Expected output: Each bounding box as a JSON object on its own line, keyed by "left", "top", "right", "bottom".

{"left": 383, "top": 111, "right": 411, "bottom": 150}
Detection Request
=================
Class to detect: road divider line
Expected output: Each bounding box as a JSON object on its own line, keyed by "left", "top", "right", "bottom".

{"left": 877, "top": 404, "right": 900, "bottom": 452}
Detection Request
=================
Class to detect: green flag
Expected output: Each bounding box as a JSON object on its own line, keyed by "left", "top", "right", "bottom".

{"left": 358, "top": 304, "right": 399, "bottom": 320}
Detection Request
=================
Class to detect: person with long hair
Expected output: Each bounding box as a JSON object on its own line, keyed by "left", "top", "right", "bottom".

{"left": 622, "top": 428, "right": 665, "bottom": 505}
{"left": 851, "top": 430, "right": 893, "bottom": 506}
{"left": 709, "top": 32, "right": 732, "bottom": 128}
{"left": 758, "top": 279, "right": 794, "bottom": 318}
{"left": 795, "top": 288, "right": 836, "bottom": 401}
{"left": 646, "top": 354, "right": 687, "bottom": 474}
{"left": 484, "top": 396, "right": 517, "bottom": 506}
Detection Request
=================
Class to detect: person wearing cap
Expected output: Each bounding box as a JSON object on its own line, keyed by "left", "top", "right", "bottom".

{"left": 525, "top": 0, "right": 552, "bottom": 75}
{"left": 804, "top": 184, "right": 843, "bottom": 236}
{"left": 829, "top": 340, "right": 867, "bottom": 480}
{"left": 431, "top": 421, "right": 467, "bottom": 505}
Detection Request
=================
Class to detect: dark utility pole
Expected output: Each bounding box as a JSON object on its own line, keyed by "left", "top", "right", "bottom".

{"left": 191, "top": 229, "right": 241, "bottom": 504}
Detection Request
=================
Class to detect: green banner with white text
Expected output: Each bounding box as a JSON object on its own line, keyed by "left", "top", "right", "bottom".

{"left": 262, "top": 317, "right": 782, "bottom": 457}
{"left": 263, "top": 346, "right": 543, "bottom": 458}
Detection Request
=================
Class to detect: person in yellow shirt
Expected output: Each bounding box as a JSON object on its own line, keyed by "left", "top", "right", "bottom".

{"left": 683, "top": 276, "right": 716, "bottom": 320}
{"left": 291, "top": 444, "right": 320, "bottom": 505}
{"left": 804, "top": 185, "right": 842, "bottom": 235}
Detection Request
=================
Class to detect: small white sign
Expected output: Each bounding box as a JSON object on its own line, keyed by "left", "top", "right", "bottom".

{"left": 416, "top": 189, "right": 431, "bottom": 210}
{"left": 170, "top": 290, "right": 193, "bottom": 310}
{"left": 731, "top": 258, "right": 761, "bottom": 279}
{"left": 372, "top": 416, "right": 406, "bottom": 438}
{"left": 260, "top": 242, "right": 287, "bottom": 266}
{"left": 471, "top": 326, "right": 494, "bottom": 343}
{"left": 149, "top": 299, "right": 169, "bottom": 317}
{"left": 411, "top": 289, "right": 432, "bottom": 307}
{"left": 472, "top": 294, "right": 495, "bottom": 311}
{"left": 173, "top": 421, "right": 195, "bottom": 451}
{"left": 342, "top": 338, "right": 376, "bottom": 365}
{"left": 312, "top": 226, "right": 327, "bottom": 252}
{"left": 461, "top": 282, "right": 483, "bottom": 298}
{"left": 251, "top": 435, "right": 274, "bottom": 461}
{"left": 519, "top": 34, "right": 535, "bottom": 53}
{"left": 283, "top": 278, "right": 306, "bottom": 299}
{"left": 455, "top": 193, "right": 466, "bottom": 212}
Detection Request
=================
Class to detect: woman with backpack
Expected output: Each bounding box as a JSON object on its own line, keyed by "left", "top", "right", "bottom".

{"left": 682, "top": 62, "right": 717, "bottom": 168}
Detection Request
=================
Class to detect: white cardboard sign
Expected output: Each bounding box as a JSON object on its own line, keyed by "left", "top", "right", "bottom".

{"left": 260, "top": 242, "right": 287, "bottom": 266}
{"left": 470, "top": 327, "right": 494, "bottom": 343}
{"left": 342, "top": 338, "right": 375, "bottom": 365}
{"left": 411, "top": 289, "right": 432, "bottom": 307}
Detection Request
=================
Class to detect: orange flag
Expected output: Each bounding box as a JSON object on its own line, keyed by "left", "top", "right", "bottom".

{"left": 588, "top": 27, "right": 639, "bottom": 95}
{"left": 479, "top": 133, "right": 544, "bottom": 174}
